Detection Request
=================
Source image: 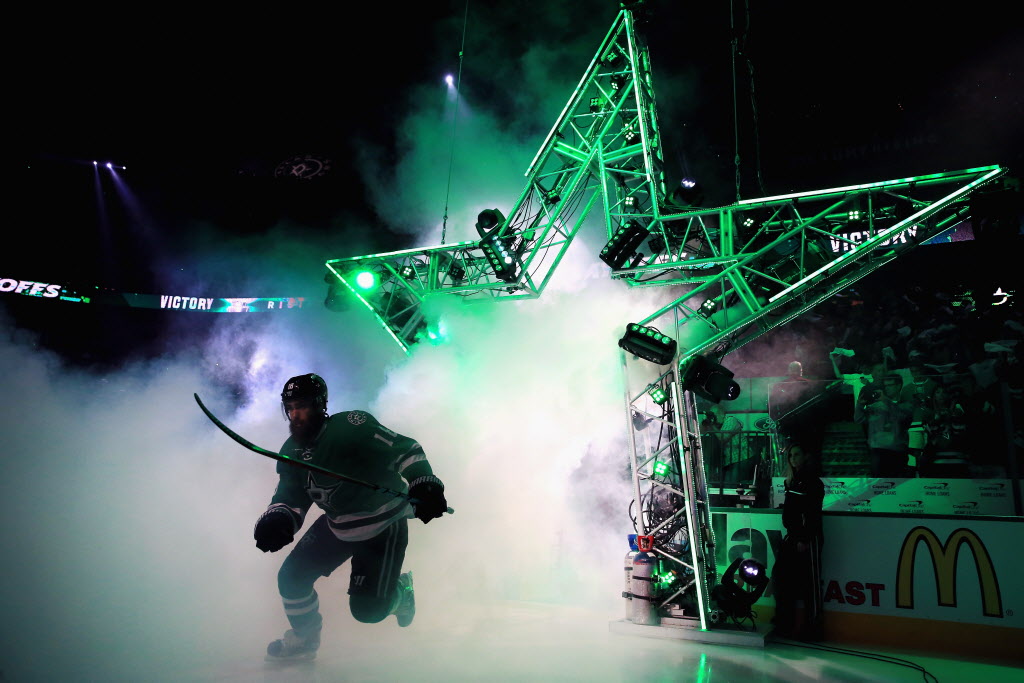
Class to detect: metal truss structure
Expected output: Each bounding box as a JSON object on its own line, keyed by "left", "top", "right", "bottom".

{"left": 326, "top": 8, "right": 665, "bottom": 353}
{"left": 625, "top": 362, "right": 717, "bottom": 630}
{"left": 325, "top": 4, "right": 1008, "bottom": 633}
{"left": 628, "top": 165, "right": 1007, "bottom": 365}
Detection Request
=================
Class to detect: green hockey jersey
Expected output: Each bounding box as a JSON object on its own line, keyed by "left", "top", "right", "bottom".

{"left": 268, "top": 410, "right": 434, "bottom": 541}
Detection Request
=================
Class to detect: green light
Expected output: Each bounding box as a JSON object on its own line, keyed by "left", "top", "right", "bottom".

{"left": 423, "top": 319, "right": 448, "bottom": 345}
{"left": 648, "top": 385, "right": 668, "bottom": 405}
{"left": 654, "top": 460, "right": 669, "bottom": 476}
{"left": 355, "top": 271, "right": 377, "bottom": 290}
{"left": 653, "top": 566, "right": 675, "bottom": 590}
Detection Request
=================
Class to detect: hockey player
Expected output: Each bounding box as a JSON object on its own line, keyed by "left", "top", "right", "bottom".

{"left": 254, "top": 373, "right": 448, "bottom": 661}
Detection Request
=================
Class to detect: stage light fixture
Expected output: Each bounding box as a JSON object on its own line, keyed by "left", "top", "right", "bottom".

{"left": 631, "top": 408, "right": 651, "bottom": 431}
{"left": 842, "top": 201, "right": 869, "bottom": 230}
{"left": 618, "top": 323, "right": 677, "bottom": 365}
{"left": 354, "top": 270, "right": 378, "bottom": 290}
{"left": 680, "top": 355, "right": 740, "bottom": 403}
{"left": 478, "top": 235, "right": 518, "bottom": 286}
{"left": 622, "top": 124, "right": 637, "bottom": 143}
{"left": 602, "top": 51, "right": 620, "bottom": 66}
{"left": 710, "top": 557, "right": 769, "bottom": 626}
{"left": 738, "top": 558, "right": 767, "bottom": 586}
{"left": 667, "top": 177, "right": 705, "bottom": 209}
{"left": 600, "top": 219, "right": 649, "bottom": 269}
{"left": 446, "top": 261, "right": 466, "bottom": 283}
{"left": 475, "top": 208, "right": 506, "bottom": 238}
{"left": 399, "top": 261, "right": 425, "bottom": 281}
{"left": 647, "top": 384, "right": 668, "bottom": 405}
{"left": 475, "top": 208, "right": 520, "bottom": 283}
{"left": 481, "top": 237, "right": 519, "bottom": 283}
{"left": 700, "top": 298, "right": 718, "bottom": 314}
{"left": 610, "top": 73, "right": 627, "bottom": 90}
{"left": 653, "top": 460, "right": 670, "bottom": 476}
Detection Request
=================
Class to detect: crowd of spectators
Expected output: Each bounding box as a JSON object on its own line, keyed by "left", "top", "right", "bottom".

{"left": 713, "top": 275, "right": 1022, "bottom": 480}
{"left": 821, "top": 280, "right": 1022, "bottom": 477}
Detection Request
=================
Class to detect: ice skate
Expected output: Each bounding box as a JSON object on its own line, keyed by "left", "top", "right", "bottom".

{"left": 265, "top": 628, "right": 320, "bottom": 662}
{"left": 395, "top": 571, "right": 415, "bottom": 627}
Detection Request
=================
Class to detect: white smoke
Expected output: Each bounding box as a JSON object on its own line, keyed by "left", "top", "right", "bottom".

{"left": 0, "top": 233, "right": 678, "bottom": 680}
{"left": 3, "top": 3, "right": 694, "bottom": 679}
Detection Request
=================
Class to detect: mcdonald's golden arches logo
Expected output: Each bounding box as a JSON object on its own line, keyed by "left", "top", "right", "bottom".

{"left": 895, "top": 526, "right": 1003, "bottom": 618}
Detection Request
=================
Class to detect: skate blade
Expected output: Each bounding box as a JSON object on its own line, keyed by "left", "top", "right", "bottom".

{"left": 265, "top": 651, "right": 317, "bottom": 663}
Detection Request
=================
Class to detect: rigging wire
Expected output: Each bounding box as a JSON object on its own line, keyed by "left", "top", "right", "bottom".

{"left": 731, "top": 0, "right": 767, "bottom": 200}
{"left": 730, "top": 0, "right": 742, "bottom": 202}
{"left": 441, "top": 0, "right": 470, "bottom": 245}
{"left": 743, "top": 0, "right": 767, "bottom": 196}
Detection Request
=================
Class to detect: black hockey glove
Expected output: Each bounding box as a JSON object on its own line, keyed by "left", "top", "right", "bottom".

{"left": 408, "top": 476, "right": 447, "bottom": 524}
{"left": 254, "top": 506, "right": 299, "bottom": 552}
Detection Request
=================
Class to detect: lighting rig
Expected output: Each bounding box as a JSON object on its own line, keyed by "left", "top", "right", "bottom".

{"left": 325, "top": 1, "right": 1008, "bottom": 640}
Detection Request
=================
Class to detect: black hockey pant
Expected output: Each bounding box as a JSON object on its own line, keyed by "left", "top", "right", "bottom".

{"left": 277, "top": 514, "right": 408, "bottom": 635}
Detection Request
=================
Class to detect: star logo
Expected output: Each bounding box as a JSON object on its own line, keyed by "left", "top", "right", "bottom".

{"left": 306, "top": 472, "right": 344, "bottom": 507}
{"left": 348, "top": 411, "right": 368, "bottom": 425}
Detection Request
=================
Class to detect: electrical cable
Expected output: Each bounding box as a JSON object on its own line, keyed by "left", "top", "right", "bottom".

{"left": 521, "top": 173, "right": 590, "bottom": 278}
{"left": 773, "top": 639, "right": 939, "bottom": 683}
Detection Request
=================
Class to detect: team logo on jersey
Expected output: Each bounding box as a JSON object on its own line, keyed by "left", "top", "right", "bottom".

{"left": 306, "top": 471, "right": 343, "bottom": 508}
{"left": 347, "top": 411, "right": 368, "bottom": 425}
{"left": 301, "top": 447, "right": 314, "bottom": 461}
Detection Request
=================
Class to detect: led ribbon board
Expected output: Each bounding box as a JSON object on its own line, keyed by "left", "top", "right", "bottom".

{"left": 0, "top": 278, "right": 305, "bottom": 312}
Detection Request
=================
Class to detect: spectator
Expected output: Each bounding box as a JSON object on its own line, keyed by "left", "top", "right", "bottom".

{"left": 924, "top": 383, "right": 971, "bottom": 477}
{"left": 855, "top": 373, "right": 914, "bottom": 477}
{"left": 771, "top": 443, "right": 824, "bottom": 641}
{"left": 720, "top": 409, "right": 758, "bottom": 486}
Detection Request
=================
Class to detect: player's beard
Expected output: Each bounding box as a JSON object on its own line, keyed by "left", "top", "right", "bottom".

{"left": 289, "top": 413, "right": 325, "bottom": 444}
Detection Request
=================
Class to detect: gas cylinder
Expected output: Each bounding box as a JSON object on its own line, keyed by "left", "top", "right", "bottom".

{"left": 631, "top": 551, "right": 657, "bottom": 625}
{"left": 624, "top": 534, "right": 638, "bottom": 619}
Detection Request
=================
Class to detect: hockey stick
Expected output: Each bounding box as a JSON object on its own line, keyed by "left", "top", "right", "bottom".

{"left": 194, "top": 393, "right": 453, "bottom": 514}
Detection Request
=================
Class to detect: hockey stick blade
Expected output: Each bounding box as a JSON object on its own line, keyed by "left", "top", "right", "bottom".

{"left": 194, "top": 393, "right": 453, "bottom": 514}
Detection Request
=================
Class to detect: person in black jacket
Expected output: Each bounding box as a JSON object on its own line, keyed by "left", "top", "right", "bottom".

{"left": 771, "top": 443, "right": 824, "bottom": 640}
